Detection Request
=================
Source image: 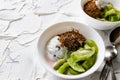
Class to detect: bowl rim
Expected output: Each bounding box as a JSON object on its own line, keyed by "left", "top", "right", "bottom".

{"left": 80, "top": 0, "right": 120, "bottom": 23}
{"left": 37, "top": 21, "right": 105, "bottom": 79}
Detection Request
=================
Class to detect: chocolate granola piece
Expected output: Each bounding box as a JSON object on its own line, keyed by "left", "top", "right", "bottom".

{"left": 84, "top": 0, "right": 102, "bottom": 19}
{"left": 58, "top": 30, "right": 86, "bottom": 51}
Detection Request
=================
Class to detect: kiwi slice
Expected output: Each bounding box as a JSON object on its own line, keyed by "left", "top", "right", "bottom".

{"left": 82, "top": 54, "right": 96, "bottom": 70}
{"left": 71, "top": 48, "right": 95, "bottom": 62}
{"left": 58, "top": 62, "right": 69, "bottom": 74}
{"left": 67, "top": 58, "right": 85, "bottom": 72}
{"left": 85, "top": 40, "right": 98, "bottom": 53}
{"left": 54, "top": 59, "right": 66, "bottom": 70}
{"left": 68, "top": 67, "right": 80, "bottom": 75}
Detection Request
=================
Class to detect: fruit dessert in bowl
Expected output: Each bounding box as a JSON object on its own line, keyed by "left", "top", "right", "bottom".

{"left": 37, "top": 21, "right": 105, "bottom": 79}
{"left": 80, "top": 0, "right": 120, "bottom": 30}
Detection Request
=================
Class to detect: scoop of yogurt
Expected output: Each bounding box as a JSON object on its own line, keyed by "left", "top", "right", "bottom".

{"left": 46, "top": 36, "right": 67, "bottom": 61}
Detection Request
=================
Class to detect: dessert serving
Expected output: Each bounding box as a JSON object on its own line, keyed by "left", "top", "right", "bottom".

{"left": 80, "top": 0, "right": 120, "bottom": 30}
{"left": 37, "top": 21, "right": 105, "bottom": 79}
{"left": 46, "top": 30, "right": 98, "bottom": 75}
{"left": 84, "top": 0, "right": 120, "bottom": 22}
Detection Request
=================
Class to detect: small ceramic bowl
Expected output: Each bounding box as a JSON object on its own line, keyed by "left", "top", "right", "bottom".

{"left": 37, "top": 21, "right": 105, "bottom": 79}
{"left": 80, "top": 0, "right": 120, "bottom": 30}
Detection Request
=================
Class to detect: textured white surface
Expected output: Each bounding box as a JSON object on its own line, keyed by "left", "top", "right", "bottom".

{"left": 0, "top": 0, "right": 120, "bottom": 80}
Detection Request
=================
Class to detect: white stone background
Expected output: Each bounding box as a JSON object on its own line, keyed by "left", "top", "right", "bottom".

{"left": 0, "top": 0, "right": 120, "bottom": 80}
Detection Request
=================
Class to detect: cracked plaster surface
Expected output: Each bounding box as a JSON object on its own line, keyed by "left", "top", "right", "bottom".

{"left": 0, "top": 0, "right": 120, "bottom": 80}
